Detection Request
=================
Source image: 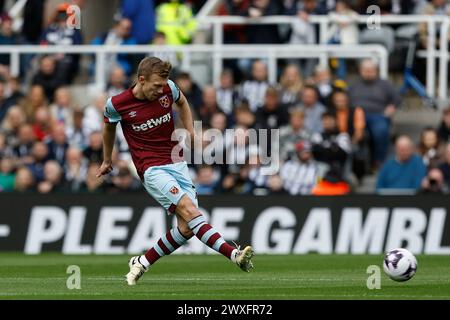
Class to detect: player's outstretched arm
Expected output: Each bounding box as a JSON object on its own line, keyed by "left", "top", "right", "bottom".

{"left": 175, "top": 91, "right": 195, "bottom": 146}
{"left": 96, "top": 122, "right": 117, "bottom": 177}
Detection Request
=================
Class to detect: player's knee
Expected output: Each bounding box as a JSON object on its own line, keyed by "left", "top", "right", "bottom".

{"left": 178, "top": 225, "right": 194, "bottom": 239}
{"left": 176, "top": 196, "right": 199, "bottom": 220}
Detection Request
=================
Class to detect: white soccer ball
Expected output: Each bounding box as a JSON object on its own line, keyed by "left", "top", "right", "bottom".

{"left": 383, "top": 248, "right": 418, "bottom": 282}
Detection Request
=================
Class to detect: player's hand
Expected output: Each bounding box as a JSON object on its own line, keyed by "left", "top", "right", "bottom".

{"left": 96, "top": 161, "right": 113, "bottom": 177}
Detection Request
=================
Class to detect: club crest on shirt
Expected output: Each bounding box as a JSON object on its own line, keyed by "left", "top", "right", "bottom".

{"left": 159, "top": 95, "right": 170, "bottom": 108}
{"left": 169, "top": 186, "right": 179, "bottom": 195}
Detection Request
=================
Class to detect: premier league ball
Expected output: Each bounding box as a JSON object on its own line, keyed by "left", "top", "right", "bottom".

{"left": 383, "top": 248, "right": 418, "bottom": 282}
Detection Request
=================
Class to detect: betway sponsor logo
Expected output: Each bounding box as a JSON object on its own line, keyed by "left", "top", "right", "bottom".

{"left": 132, "top": 112, "right": 171, "bottom": 132}
{"left": 23, "top": 206, "right": 450, "bottom": 255}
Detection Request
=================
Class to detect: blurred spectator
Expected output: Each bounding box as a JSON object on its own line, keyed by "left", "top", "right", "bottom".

{"left": 148, "top": 32, "right": 179, "bottom": 68}
{"left": 32, "top": 107, "right": 53, "bottom": 142}
{"left": 313, "top": 65, "right": 334, "bottom": 106}
{"left": 0, "top": 13, "right": 19, "bottom": 66}
{"left": 240, "top": 60, "right": 270, "bottom": 111}
{"left": 437, "top": 107, "right": 450, "bottom": 143}
{"left": 14, "top": 166, "right": 35, "bottom": 193}
{"left": 79, "top": 162, "right": 107, "bottom": 193}
{"left": 120, "top": 0, "right": 155, "bottom": 44}
{"left": 64, "top": 147, "right": 87, "bottom": 192}
{"left": 255, "top": 87, "right": 289, "bottom": 131}
{"left": 83, "top": 93, "right": 107, "bottom": 137}
{"left": 285, "top": 0, "right": 329, "bottom": 15}
{"left": 280, "top": 140, "right": 321, "bottom": 195}
{"left": 418, "top": 0, "right": 450, "bottom": 49}
{"left": 40, "top": 3, "right": 83, "bottom": 83}
{"left": 331, "top": 90, "right": 366, "bottom": 145}
{"left": 46, "top": 123, "right": 69, "bottom": 166}
{"left": 278, "top": 64, "right": 303, "bottom": 106}
{"left": 12, "top": 124, "right": 35, "bottom": 164}
{"left": 83, "top": 131, "right": 103, "bottom": 164}
{"left": 327, "top": 0, "right": 359, "bottom": 79}
{"left": 420, "top": 167, "right": 447, "bottom": 194}
{"left": 279, "top": 108, "right": 312, "bottom": 161}
{"left": 1, "top": 106, "right": 26, "bottom": 147}
{"left": 3, "top": 76, "right": 25, "bottom": 111}
{"left": 216, "top": 69, "right": 240, "bottom": 116}
{"left": 67, "top": 108, "right": 89, "bottom": 149}
{"left": 175, "top": 72, "right": 203, "bottom": 113}
{"left": 418, "top": 127, "right": 444, "bottom": 168}
{"left": 287, "top": 0, "right": 327, "bottom": 77}
{"left": 233, "top": 103, "right": 255, "bottom": 129}
{"left": 376, "top": 135, "right": 427, "bottom": 192}
{"left": 248, "top": 148, "right": 270, "bottom": 195}
{"left": 23, "top": 85, "right": 48, "bottom": 122}
{"left": 21, "top": 0, "right": 45, "bottom": 44}
{"left": 156, "top": 0, "right": 197, "bottom": 44}
{"left": 37, "top": 160, "right": 66, "bottom": 193}
{"left": 0, "top": 79, "right": 23, "bottom": 123}
{"left": 311, "top": 111, "right": 352, "bottom": 173}
{"left": 49, "top": 87, "right": 73, "bottom": 127}
{"left": 210, "top": 112, "right": 228, "bottom": 132}
{"left": 439, "top": 143, "right": 450, "bottom": 188}
{"left": 0, "top": 131, "right": 10, "bottom": 158}
{"left": 298, "top": 85, "right": 326, "bottom": 134}
{"left": 0, "top": 156, "right": 14, "bottom": 192}
{"left": 92, "top": 18, "right": 137, "bottom": 76}
{"left": 198, "top": 86, "right": 222, "bottom": 125}
{"left": 266, "top": 174, "right": 285, "bottom": 194}
{"left": 27, "top": 141, "right": 50, "bottom": 183}
{"left": 217, "top": 0, "right": 250, "bottom": 43}
{"left": 221, "top": 164, "right": 253, "bottom": 194}
{"left": 108, "top": 161, "right": 142, "bottom": 193}
{"left": 32, "top": 56, "right": 65, "bottom": 102}
{"left": 246, "top": 0, "right": 280, "bottom": 43}
{"left": 349, "top": 59, "right": 401, "bottom": 166}
{"left": 106, "top": 66, "right": 129, "bottom": 98}
{"left": 195, "top": 165, "right": 220, "bottom": 195}
{"left": 331, "top": 89, "right": 368, "bottom": 181}
{"left": 226, "top": 126, "right": 253, "bottom": 174}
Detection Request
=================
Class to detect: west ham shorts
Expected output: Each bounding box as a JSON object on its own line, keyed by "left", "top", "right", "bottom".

{"left": 142, "top": 161, "right": 198, "bottom": 214}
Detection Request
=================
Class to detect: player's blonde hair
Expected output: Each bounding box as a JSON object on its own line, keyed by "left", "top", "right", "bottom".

{"left": 137, "top": 57, "right": 172, "bottom": 80}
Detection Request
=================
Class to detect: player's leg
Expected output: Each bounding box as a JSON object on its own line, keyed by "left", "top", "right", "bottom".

{"left": 175, "top": 194, "right": 254, "bottom": 272}
{"left": 126, "top": 167, "right": 191, "bottom": 285}
{"left": 126, "top": 217, "right": 193, "bottom": 285}
{"left": 170, "top": 161, "right": 254, "bottom": 272}
{"left": 139, "top": 220, "right": 193, "bottom": 268}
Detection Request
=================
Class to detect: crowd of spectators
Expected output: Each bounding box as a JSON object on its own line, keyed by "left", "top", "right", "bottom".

{"left": 1, "top": 0, "right": 450, "bottom": 196}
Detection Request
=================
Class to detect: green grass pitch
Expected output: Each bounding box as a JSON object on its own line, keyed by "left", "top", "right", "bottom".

{"left": 0, "top": 253, "right": 449, "bottom": 299}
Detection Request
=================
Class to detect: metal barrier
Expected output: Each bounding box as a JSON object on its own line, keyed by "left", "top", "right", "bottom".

{"left": 198, "top": 15, "right": 450, "bottom": 101}
{"left": 0, "top": 44, "right": 388, "bottom": 91}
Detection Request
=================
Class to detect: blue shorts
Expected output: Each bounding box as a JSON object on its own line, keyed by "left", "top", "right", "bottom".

{"left": 143, "top": 161, "right": 198, "bottom": 214}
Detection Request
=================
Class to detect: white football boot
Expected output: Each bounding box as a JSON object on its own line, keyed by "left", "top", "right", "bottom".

{"left": 234, "top": 245, "right": 255, "bottom": 272}
{"left": 126, "top": 256, "right": 147, "bottom": 285}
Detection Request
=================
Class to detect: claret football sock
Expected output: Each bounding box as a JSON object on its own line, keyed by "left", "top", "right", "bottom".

{"left": 188, "top": 215, "right": 238, "bottom": 261}
{"left": 141, "top": 227, "right": 190, "bottom": 268}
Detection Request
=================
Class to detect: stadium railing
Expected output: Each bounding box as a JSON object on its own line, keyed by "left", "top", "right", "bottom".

{"left": 0, "top": 44, "right": 388, "bottom": 92}
{"left": 197, "top": 15, "right": 450, "bottom": 101}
